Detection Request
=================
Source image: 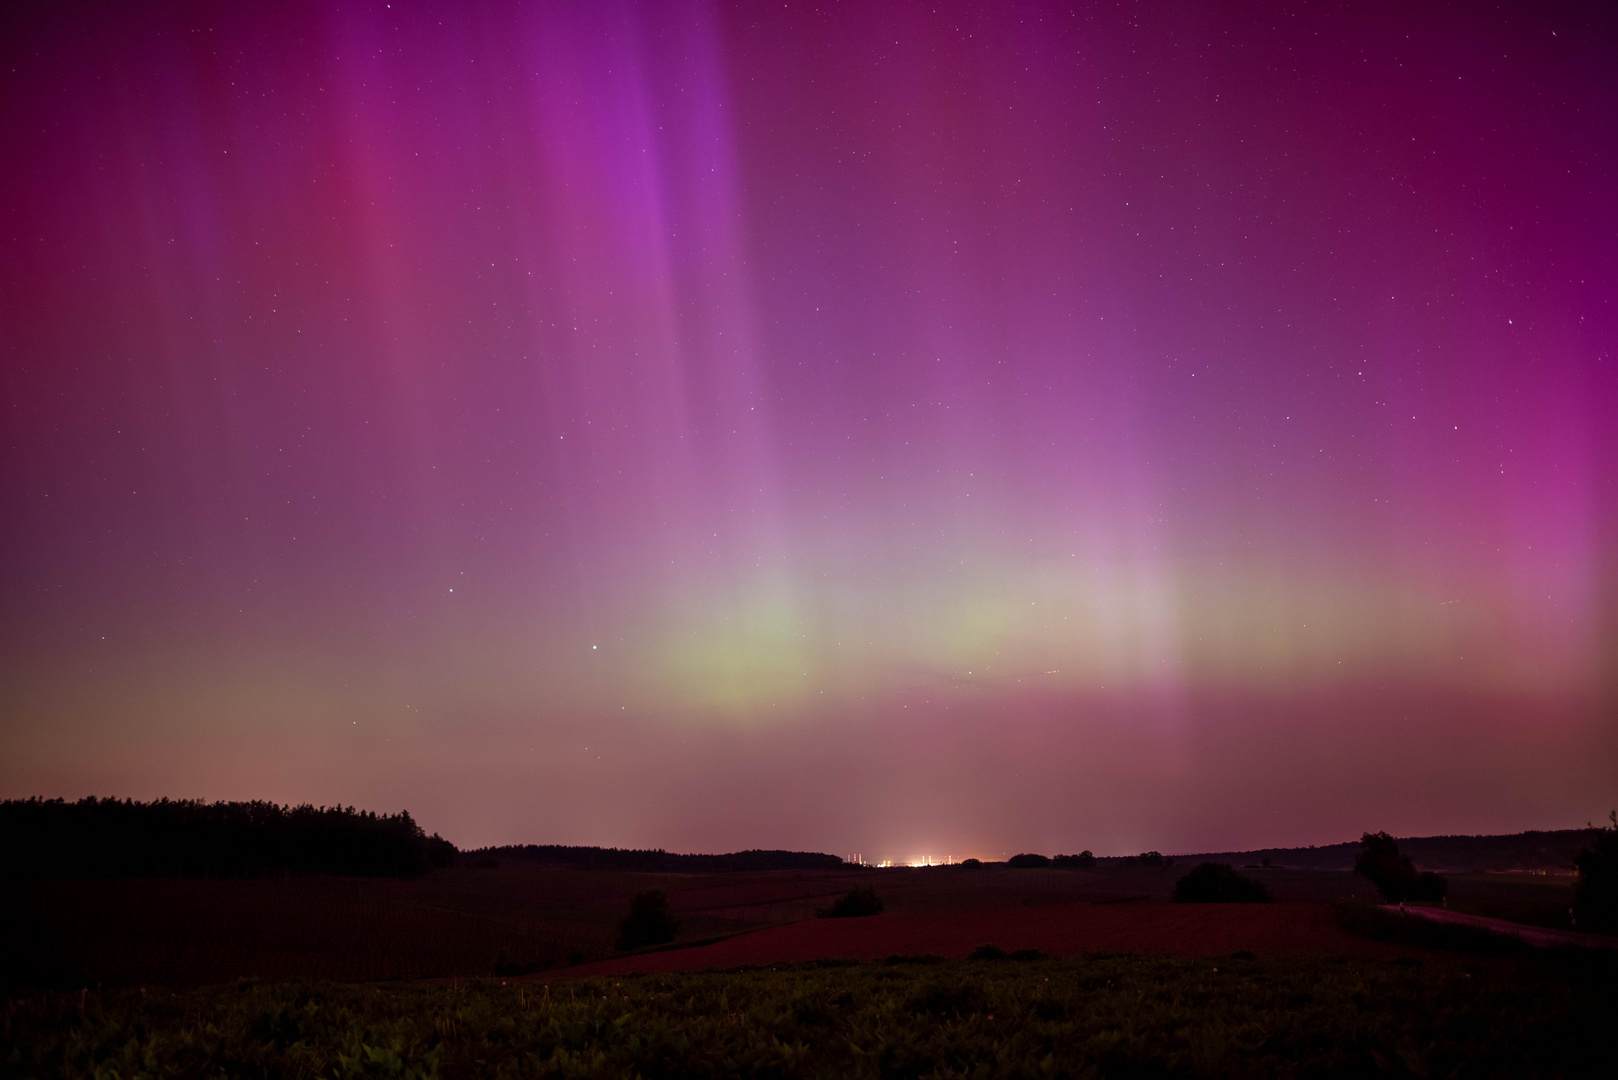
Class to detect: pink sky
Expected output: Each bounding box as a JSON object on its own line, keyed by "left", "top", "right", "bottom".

{"left": 2, "top": 0, "right": 1614, "bottom": 858}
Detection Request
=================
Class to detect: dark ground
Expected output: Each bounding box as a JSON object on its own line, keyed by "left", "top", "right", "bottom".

{"left": 7, "top": 949, "right": 1615, "bottom": 1079}
{"left": 0, "top": 861, "right": 1582, "bottom": 989}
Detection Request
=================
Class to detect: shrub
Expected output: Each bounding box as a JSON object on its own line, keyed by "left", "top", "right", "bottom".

{"left": 1007, "top": 853, "right": 1050, "bottom": 868}
{"left": 819, "top": 886, "right": 884, "bottom": 918}
{"left": 1172, "top": 862, "right": 1270, "bottom": 903}
{"left": 965, "top": 944, "right": 1047, "bottom": 962}
{"left": 616, "top": 889, "right": 679, "bottom": 950}
{"left": 1574, "top": 811, "right": 1618, "bottom": 932}
{"left": 1137, "top": 851, "right": 1166, "bottom": 868}
{"left": 960, "top": 858, "right": 983, "bottom": 868}
{"left": 1354, "top": 831, "right": 1448, "bottom": 903}
{"left": 1053, "top": 851, "right": 1096, "bottom": 869}
{"left": 1406, "top": 872, "right": 1448, "bottom": 901}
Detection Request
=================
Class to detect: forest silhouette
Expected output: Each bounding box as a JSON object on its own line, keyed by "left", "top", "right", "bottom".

{"left": 1, "top": 797, "right": 455, "bottom": 879}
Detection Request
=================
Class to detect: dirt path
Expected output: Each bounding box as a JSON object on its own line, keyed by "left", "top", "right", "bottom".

{"left": 1386, "top": 905, "right": 1618, "bottom": 950}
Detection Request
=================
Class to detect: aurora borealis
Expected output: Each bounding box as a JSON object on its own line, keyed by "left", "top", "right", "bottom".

{"left": 2, "top": 0, "right": 1614, "bottom": 860}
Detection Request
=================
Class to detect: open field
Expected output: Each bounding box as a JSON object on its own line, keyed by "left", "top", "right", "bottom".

{"left": 567, "top": 902, "right": 1414, "bottom": 978}
{"left": 1, "top": 863, "right": 1583, "bottom": 989}
{"left": 0, "top": 867, "right": 857, "bottom": 988}
{"left": 5, "top": 861, "right": 1609, "bottom": 1075}
{"left": 5, "top": 949, "right": 1612, "bottom": 1079}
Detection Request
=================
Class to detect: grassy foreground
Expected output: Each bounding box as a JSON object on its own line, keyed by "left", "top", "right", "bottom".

{"left": 4, "top": 951, "right": 1611, "bottom": 1079}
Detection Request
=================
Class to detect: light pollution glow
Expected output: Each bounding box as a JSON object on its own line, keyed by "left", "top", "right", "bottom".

{"left": 1, "top": 0, "right": 1614, "bottom": 861}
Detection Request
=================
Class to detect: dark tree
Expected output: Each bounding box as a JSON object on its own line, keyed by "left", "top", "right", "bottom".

{"left": 1574, "top": 811, "right": 1618, "bottom": 932}
{"left": 425, "top": 833, "right": 458, "bottom": 869}
{"left": 1354, "top": 831, "right": 1448, "bottom": 903}
{"left": 616, "top": 889, "right": 679, "bottom": 950}
{"left": 1053, "top": 851, "right": 1096, "bottom": 869}
{"left": 959, "top": 858, "right": 983, "bottom": 868}
{"left": 1007, "top": 853, "right": 1050, "bottom": 868}
{"left": 1, "top": 797, "right": 454, "bottom": 879}
{"left": 819, "top": 886, "right": 885, "bottom": 918}
{"left": 1172, "top": 862, "right": 1270, "bottom": 903}
{"left": 1137, "top": 851, "right": 1166, "bottom": 868}
{"left": 1409, "top": 871, "right": 1448, "bottom": 901}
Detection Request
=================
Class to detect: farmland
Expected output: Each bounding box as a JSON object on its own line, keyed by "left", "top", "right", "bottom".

{"left": 1, "top": 866, "right": 846, "bottom": 989}
{"left": 4, "top": 857, "right": 1609, "bottom": 1075}
{"left": 0, "top": 860, "right": 1582, "bottom": 989}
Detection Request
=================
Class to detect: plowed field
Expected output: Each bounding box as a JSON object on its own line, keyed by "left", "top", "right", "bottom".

{"left": 563, "top": 900, "right": 1416, "bottom": 977}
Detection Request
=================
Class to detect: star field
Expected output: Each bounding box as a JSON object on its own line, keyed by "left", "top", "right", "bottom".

{"left": 1, "top": 0, "right": 1614, "bottom": 859}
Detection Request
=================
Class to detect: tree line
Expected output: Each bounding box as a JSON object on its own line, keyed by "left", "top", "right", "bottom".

{"left": 1173, "top": 828, "right": 1607, "bottom": 873}
{"left": 468, "top": 845, "right": 848, "bottom": 873}
{"left": 1, "top": 797, "right": 456, "bottom": 879}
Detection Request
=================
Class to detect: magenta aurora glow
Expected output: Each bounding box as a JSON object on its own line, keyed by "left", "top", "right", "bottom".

{"left": 2, "top": 0, "right": 1614, "bottom": 861}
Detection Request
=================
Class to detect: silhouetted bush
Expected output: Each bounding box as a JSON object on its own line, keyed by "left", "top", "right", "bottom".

{"left": 819, "top": 886, "right": 884, "bottom": 918}
{"left": 1354, "top": 831, "right": 1448, "bottom": 903}
{"left": 960, "top": 858, "right": 983, "bottom": 868}
{"left": 1406, "top": 871, "right": 1447, "bottom": 901}
{"left": 1137, "top": 851, "right": 1166, "bottom": 868}
{"left": 617, "top": 889, "right": 679, "bottom": 950}
{"left": 1053, "top": 851, "right": 1096, "bottom": 869}
{"left": 968, "top": 942, "right": 1051, "bottom": 962}
{"left": 1172, "top": 862, "right": 1270, "bottom": 903}
{"left": 0, "top": 797, "right": 454, "bottom": 879}
{"left": 1574, "top": 811, "right": 1618, "bottom": 933}
{"left": 1007, "top": 853, "right": 1050, "bottom": 868}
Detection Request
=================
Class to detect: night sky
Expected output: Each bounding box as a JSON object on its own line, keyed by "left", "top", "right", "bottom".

{"left": 3, "top": 1, "right": 1614, "bottom": 861}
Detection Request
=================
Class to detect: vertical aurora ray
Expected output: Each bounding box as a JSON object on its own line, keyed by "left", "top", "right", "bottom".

{"left": 1, "top": 0, "right": 1614, "bottom": 857}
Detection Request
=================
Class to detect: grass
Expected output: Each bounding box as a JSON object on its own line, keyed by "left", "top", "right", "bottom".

{"left": 4, "top": 950, "right": 1611, "bottom": 1078}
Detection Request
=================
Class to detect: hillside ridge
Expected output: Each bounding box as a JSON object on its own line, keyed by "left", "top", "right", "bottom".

{"left": 1159, "top": 828, "right": 1602, "bottom": 873}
